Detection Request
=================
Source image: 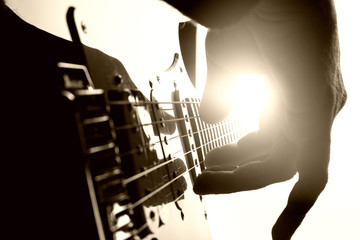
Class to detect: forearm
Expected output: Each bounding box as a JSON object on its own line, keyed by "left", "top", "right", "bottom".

{"left": 272, "top": 171, "right": 328, "bottom": 239}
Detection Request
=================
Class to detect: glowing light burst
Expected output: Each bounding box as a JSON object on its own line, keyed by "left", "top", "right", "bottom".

{"left": 230, "top": 74, "right": 266, "bottom": 132}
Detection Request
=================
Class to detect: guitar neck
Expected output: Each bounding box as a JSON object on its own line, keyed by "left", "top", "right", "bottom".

{"left": 172, "top": 91, "right": 243, "bottom": 184}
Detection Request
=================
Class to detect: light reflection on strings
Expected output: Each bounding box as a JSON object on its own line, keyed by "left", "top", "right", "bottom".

{"left": 120, "top": 124, "right": 240, "bottom": 188}
{"left": 117, "top": 114, "right": 240, "bottom": 158}
{"left": 106, "top": 96, "right": 245, "bottom": 235}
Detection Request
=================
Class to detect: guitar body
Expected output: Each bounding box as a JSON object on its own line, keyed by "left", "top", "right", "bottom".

{"left": 2, "top": 1, "right": 245, "bottom": 239}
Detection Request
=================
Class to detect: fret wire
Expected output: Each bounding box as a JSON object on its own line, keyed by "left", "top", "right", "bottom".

{"left": 216, "top": 122, "right": 223, "bottom": 146}
{"left": 112, "top": 102, "right": 242, "bottom": 134}
{"left": 220, "top": 122, "right": 226, "bottom": 145}
{"left": 215, "top": 123, "right": 221, "bottom": 147}
{"left": 224, "top": 117, "right": 230, "bottom": 143}
{"left": 121, "top": 124, "right": 239, "bottom": 187}
{"left": 202, "top": 118, "right": 211, "bottom": 151}
{"left": 212, "top": 123, "right": 219, "bottom": 147}
{"left": 123, "top": 127, "right": 241, "bottom": 214}
{"left": 217, "top": 123, "right": 223, "bottom": 146}
{"left": 223, "top": 123, "right": 228, "bottom": 145}
{"left": 212, "top": 123, "right": 218, "bottom": 148}
{"left": 113, "top": 113, "right": 235, "bottom": 141}
{"left": 156, "top": 117, "right": 238, "bottom": 155}
{"left": 119, "top": 119, "right": 237, "bottom": 160}
{"left": 192, "top": 102, "right": 209, "bottom": 157}
{"left": 104, "top": 99, "right": 247, "bottom": 210}
{"left": 193, "top": 121, "right": 229, "bottom": 140}
{"left": 195, "top": 102, "right": 210, "bottom": 154}
{"left": 178, "top": 126, "right": 239, "bottom": 164}
{"left": 129, "top": 127, "right": 240, "bottom": 210}
{"left": 227, "top": 117, "right": 234, "bottom": 143}
{"left": 190, "top": 126, "right": 239, "bottom": 155}
{"left": 113, "top": 97, "right": 243, "bottom": 189}
{"left": 211, "top": 122, "right": 218, "bottom": 149}
{"left": 223, "top": 118, "right": 229, "bottom": 144}
{"left": 207, "top": 122, "right": 215, "bottom": 150}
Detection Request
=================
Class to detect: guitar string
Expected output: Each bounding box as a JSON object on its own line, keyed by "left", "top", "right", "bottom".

{"left": 110, "top": 100, "right": 240, "bottom": 146}
{"left": 108, "top": 100, "right": 199, "bottom": 106}
{"left": 117, "top": 119, "right": 237, "bottom": 158}
{"left": 129, "top": 128, "right": 240, "bottom": 210}
{"left": 112, "top": 101, "right": 242, "bottom": 159}
{"left": 121, "top": 126, "right": 240, "bottom": 188}
{"left": 110, "top": 98, "right": 242, "bottom": 169}
{"left": 119, "top": 125, "right": 240, "bottom": 188}
{"left": 114, "top": 114, "right": 237, "bottom": 141}
{"left": 114, "top": 118, "right": 235, "bottom": 152}
{"left": 106, "top": 99, "right": 244, "bottom": 209}
{"left": 110, "top": 97, "right": 240, "bottom": 154}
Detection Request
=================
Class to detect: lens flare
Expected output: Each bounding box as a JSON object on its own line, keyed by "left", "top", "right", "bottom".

{"left": 231, "top": 74, "right": 266, "bottom": 132}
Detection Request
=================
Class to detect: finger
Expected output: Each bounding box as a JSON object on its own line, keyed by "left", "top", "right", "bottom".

{"left": 205, "top": 131, "right": 272, "bottom": 168}
{"left": 194, "top": 134, "right": 297, "bottom": 195}
{"left": 193, "top": 168, "right": 237, "bottom": 195}
{"left": 205, "top": 143, "right": 242, "bottom": 168}
{"left": 194, "top": 157, "right": 295, "bottom": 195}
{"left": 236, "top": 131, "right": 273, "bottom": 160}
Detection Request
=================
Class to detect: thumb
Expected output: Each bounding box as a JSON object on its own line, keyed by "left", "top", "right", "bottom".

{"left": 193, "top": 168, "right": 237, "bottom": 195}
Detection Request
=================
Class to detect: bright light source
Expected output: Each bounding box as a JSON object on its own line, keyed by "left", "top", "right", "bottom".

{"left": 231, "top": 74, "right": 266, "bottom": 131}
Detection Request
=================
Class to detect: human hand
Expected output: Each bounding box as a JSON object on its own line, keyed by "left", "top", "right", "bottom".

{"left": 185, "top": 0, "right": 347, "bottom": 239}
